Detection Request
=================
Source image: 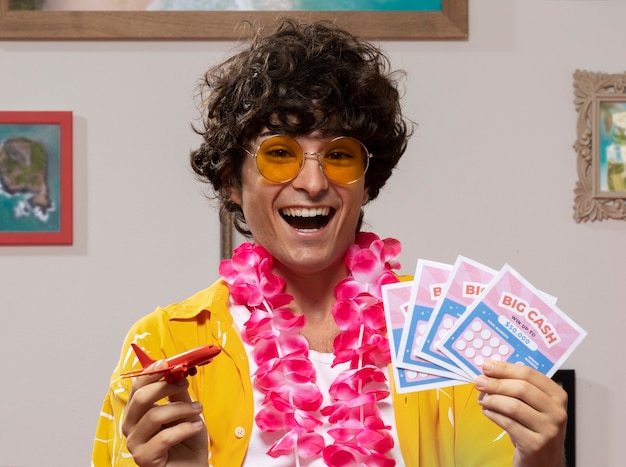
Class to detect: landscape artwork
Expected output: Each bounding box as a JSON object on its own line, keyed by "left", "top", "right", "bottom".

{"left": 0, "top": 111, "right": 72, "bottom": 245}
{"left": 13, "top": 0, "right": 442, "bottom": 12}
{"left": 597, "top": 99, "right": 626, "bottom": 195}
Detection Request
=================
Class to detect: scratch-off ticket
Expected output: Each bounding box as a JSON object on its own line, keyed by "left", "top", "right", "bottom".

{"left": 397, "top": 260, "right": 464, "bottom": 381}
{"left": 416, "top": 256, "right": 497, "bottom": 379}
{"left": 382, "top": 281, "right": 465, "bottom": 392}
{"left": 439, "top": 264, "right": 587, "bottom": 379}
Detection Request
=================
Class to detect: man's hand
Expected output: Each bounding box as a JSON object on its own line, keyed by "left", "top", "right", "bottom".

{"left": 474, "top": 360, "right": 568, "bottom": 467}
{"left": 122, "top": 361, "right": 208, "bottom": 467}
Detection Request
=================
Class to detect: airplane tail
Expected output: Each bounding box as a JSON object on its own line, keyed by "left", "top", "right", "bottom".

{"left": 131, "top": 343, "right": 156, "bottom": 369}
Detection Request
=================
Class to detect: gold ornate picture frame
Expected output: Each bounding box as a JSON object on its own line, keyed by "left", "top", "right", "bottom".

{"left": 0, "top": 0, "right": 467, "bottom": 40}
{"left": 573, "top": 69, "right": 626, "bottom": 222}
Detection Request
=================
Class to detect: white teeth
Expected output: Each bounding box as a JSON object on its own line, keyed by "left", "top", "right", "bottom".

{"left": 281, "top": 207, "right": 330, "bottom": 217}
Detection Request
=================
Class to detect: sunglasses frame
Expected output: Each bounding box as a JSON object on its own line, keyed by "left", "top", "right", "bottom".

{"left": 245, "top": 134, "right": 373, "bottom": 185}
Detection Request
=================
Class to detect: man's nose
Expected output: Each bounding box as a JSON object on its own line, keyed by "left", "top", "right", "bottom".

{"left": 291, "top": 152, "right": 329, "bottom": 193}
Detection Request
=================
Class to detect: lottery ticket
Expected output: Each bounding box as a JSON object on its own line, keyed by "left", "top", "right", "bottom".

{"left": 397, "top": 260, "right": 465, "bottom": 381}
{"left": 382, "top": 281, "right": 465, "bottom": 393}
{"left": 415, "top": 256, "right": 497, "bottom": 380}
{"left": 438, "top": 264, "right": 587, "bottom": 380}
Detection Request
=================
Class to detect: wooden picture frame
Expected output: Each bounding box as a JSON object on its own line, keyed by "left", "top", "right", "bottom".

{"left": 0, "top": 111, "right": 73, "bottom": 245}
{"left": 573, "top": 69, "right": 626, "bottom": 222}
{"left": 0, "top": 0, "right": 467, "bottom": 40}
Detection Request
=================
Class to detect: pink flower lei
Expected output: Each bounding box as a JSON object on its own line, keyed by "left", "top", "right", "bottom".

{"left": 219, "top": 232, "right": 402, "bottom": 467}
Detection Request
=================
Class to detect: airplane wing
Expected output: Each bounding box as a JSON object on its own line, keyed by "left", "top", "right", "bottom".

{"left": 167, "top": 364, "right": 190, "bottom": 382}
{"left": 120, "top": 363, "right": 190, "bottom": 382}
{"left": 120, "top": 366, "right": 174, "bottom": 379}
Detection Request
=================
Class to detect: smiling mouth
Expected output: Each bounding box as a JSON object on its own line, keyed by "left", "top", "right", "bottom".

{"left": 280, "top": 207, "right": 334, "bottom": 230}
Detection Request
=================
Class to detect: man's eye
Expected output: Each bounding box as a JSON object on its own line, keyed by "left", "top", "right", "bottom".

{"left": 325, "top": 151, "right": 355, "bottom": 163}
{"left": 265, "top": 148, "right": 297, "bottom": 161}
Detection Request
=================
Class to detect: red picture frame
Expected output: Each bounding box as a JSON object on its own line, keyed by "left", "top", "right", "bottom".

{"left": 0, "top": 111, "right": 73, "bottom": 245}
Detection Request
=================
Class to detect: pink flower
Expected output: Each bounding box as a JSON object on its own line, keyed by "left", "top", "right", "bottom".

{"left": 332, "top": 329, "right": 391, "bottom": 367}
{"left": 251, "top": 334, "right": 309, "bottom": 364}
{"left": 219, "top": 243, "right": 292, "bottom": 308}
{"left": 322, "top": 443, "right": 396, "bottom": 467}
{"left": 332, "top": 295, "right": 391, "bottom": 367}
{"left": 256, "top": 403, "right": 324, "bottom": 432}
{"left": 243, "top": 307, "right": 306, "bottom": 347}
{"left": 322, "top": 366, "right": 390, "bottom": 423}
{"left": 340, "top": 233, "right": 401, "bottom": 300}
{"left": 255, "top": 356, "right": 323, "bottom": 411}
{"left": 327, "top": 417, "right": 394, "bottom": 454}
{"left": 353, "top": 232, "right": 402, "bottom": 270}
{"left": 333, "top": 295, "right": 387, "bottom": 332}
{"left": 267, "top": 428, "right": 325, "bottom": 458}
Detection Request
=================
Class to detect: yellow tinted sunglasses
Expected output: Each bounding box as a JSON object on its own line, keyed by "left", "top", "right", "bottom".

{"left": 245, "top": 135, "right": 372, "bottom": 184}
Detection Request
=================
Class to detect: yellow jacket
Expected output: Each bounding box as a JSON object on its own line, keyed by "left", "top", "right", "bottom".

{"left": 93, "top": 280, "right": 514, "bottom": 466}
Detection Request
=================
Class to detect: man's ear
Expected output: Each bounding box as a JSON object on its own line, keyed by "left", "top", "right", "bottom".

{"left": 229, "top": 184, "right": 242, "bottom": 206}
{"left": 362, "top": 189, "right": 369, "bottom": 206}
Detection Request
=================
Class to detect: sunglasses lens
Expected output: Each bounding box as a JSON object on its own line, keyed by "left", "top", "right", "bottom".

{"left": 322, "top": 137, "right": 369, "bottom": 184}
{"left": 256, "top": 136, "right": 303, "bottom": 182}
{"left": 254, "top": 135, "right": 370, "bottom": 184}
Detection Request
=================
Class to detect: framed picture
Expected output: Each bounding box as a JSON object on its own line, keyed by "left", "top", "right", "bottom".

{"left": 573, "top": 70, "right": 626, "bottom": 222}
{"left": 552, "top": 369, "right": 576, "bottom": 467}
{"left": 594, "top": 96, "right": 626, "bottom": 197}
{"left": 0, "top": 111, "right": 73, "bottom": 245}
{"left": 0, "top": 0, "right": 467, "bottom": 40}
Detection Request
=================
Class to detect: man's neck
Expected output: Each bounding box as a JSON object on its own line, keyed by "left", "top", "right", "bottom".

{"left": 276, "top": 264, "right": 348, "bottom": 353}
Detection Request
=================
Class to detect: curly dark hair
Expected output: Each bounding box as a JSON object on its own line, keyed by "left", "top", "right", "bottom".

{"left": 190, "top": 17, "right": 411, "bottom": 236}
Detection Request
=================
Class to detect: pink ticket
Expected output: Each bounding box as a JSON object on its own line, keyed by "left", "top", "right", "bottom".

{"left": 397, "top": 260, "right": 464, "bottom": 381}
{"left": 382, "top": 281, "right": 465, "bottom": 392}
{"left": 416, "top": 256, "right": 497, "bottom": 379}
{"left": 439, "top": 264, "right": 587, "bottom": 379}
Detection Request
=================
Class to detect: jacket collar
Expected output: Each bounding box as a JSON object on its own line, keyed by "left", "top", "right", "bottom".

{"left": 165, "top": 279, "right": 232, "bottom": 322}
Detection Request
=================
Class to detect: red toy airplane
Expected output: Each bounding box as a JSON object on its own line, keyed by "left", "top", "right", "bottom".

{"left": 122, "top": 343, "right": 222, "bottom": 383}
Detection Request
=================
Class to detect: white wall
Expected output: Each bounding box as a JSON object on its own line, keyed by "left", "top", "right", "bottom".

{"left": 0, "top": 1, "right": 622, "bottom": 466}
